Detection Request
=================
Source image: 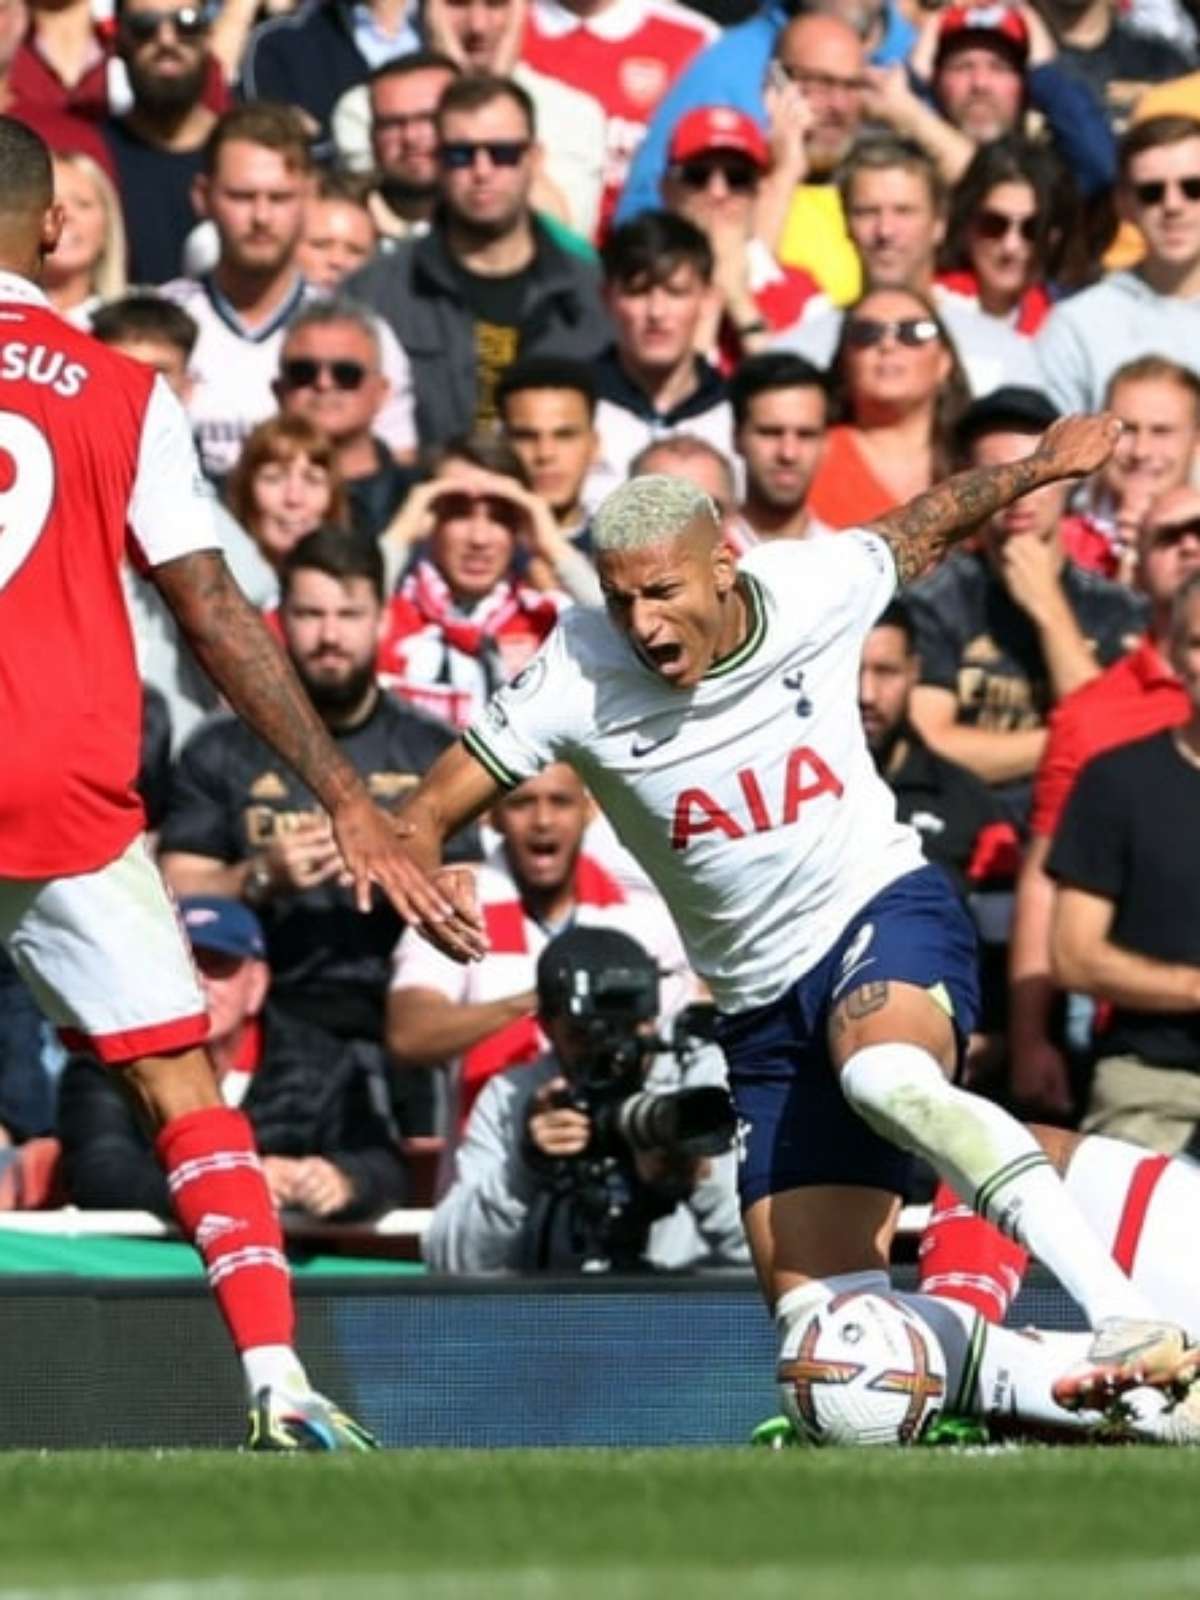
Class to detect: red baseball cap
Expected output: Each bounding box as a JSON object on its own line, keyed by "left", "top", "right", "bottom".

{"left": 935, "top": 5, "right": 1030, "bottom": 68}
{"left": 668, "top": 107, "right": 770, "bottom": 169}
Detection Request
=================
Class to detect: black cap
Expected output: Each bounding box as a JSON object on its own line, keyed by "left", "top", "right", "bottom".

{"left": 954, "top": 385, "right": 1060, "bottom": 455}
{"left": 536, "top": 927, "right": 659, "bottom": 1020}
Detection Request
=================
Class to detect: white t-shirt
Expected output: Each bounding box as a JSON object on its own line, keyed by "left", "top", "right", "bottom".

{"left": 160, "top": 274, "right": 417, "bottom": 478}
{"left": 463, "top": 533, "right": 927, "bottom": 1012}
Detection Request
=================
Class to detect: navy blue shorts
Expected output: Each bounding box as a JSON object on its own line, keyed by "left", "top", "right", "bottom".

{"left": 715, "top": 866, "right": 980, "bottom": 1209}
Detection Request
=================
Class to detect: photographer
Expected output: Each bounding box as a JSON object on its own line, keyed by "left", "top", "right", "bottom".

{"left": 423, "top": 928, "right": 749, "bottom": 1274}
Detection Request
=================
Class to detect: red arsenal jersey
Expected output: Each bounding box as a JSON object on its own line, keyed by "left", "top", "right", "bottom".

{"left": 523, "top": 0, "right": 714, "bottom": 230}
{"left": 0, "top": 272, "right": 220, "bottom": 879}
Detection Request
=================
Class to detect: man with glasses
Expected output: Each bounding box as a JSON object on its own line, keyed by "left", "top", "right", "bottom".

{"left": 101, "top": 0, "right": 219, "bottom": 284}
{"left": 1038, "top": 115, "right": 1200, "bottom": 414}
{"left": 348, "top": 74, "right": 609, "bottom": 449}
{"left": 360, "top": 52, "right": 459, "bottom": 241}
{"left": 276, "top": 298, "right": 415, "bottom": 539}
{"left": 660, "top": 105, "right": 819, "bottom": 351}
{"left": 162, "top": 103, "right": 416, "bottom": 479}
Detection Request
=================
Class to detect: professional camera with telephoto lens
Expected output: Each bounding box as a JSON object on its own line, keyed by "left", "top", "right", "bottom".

{"left": 521, "top": 927, "right": 736, "bottom": 1272}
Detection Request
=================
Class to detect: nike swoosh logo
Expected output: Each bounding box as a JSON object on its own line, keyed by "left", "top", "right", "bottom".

{"left": 631, "top": 730, "right": 678, "bottom": 758}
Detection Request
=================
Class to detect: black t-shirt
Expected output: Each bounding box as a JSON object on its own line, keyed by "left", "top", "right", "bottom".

{"left": 907, "top": 549, "right": 1146, "bottom": 824}
{"left": 103, "top": 119, "right": 206, "bottom": 285}
{"left": 1047, "top": 730, "right": 1200, "bottom": 1068}
{"left": 159, "top": 692, "right": 479, "bottom": 1038}
{"left": 450, "top": 258, "right": 530, "bottom": 428}
{"left": 347, "top": 439, "right": 418, "bottom": 541}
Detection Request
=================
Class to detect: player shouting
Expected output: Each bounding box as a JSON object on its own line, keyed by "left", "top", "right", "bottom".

{"left": 0, "top": 119, "right": 446, "bottom": 1450}
{"left": 385, "top": 413, "right": 1200, "bottom": 1427}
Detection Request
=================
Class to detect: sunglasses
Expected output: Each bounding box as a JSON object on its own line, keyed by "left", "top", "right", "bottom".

{"left": 972, "top": 208, "right": 1040, "bottom": 243}
{"left": 1132, "top": 175, "right": 1200, "bottom": 207}
{"left": 1151, "top": 518, "right": 1200, "bottom": 546}
{"left": 675, "top": 158, "right": 759, "bottom": 193}
{"left": 439, "top": 140, "right": 530, "bottom": 169}
{"left": 280, "top": 358, "right": 367, "bottom": 391}
{"left": 844, "top": 316, "right": 941, "bottom": 350}
{"left": 121, "top": 5, "right": 210, "bottom": 41}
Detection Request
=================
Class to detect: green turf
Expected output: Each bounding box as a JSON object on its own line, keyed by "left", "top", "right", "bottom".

{"left": 0, "top": 1448, "right": 1197, "bottom": 1599}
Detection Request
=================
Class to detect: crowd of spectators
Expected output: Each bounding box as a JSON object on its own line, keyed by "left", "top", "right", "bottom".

{"left": 2, "top": 0, "right": 1200, "bottom": 1265}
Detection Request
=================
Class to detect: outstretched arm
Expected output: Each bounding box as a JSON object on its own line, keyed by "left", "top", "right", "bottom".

{"left": 151, "top": 550, "right": 454, "bottom": 932}
{"left": 867, "top": 414, "right": 1122, "bottom": 585}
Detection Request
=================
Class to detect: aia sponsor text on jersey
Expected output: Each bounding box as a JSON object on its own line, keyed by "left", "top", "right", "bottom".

{"left": 669, "top": 746, "right": 843, "bottom": 851}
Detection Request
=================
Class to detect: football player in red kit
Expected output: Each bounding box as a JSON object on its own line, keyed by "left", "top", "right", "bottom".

{"left": 0, "top": 118, "right": 447, "bottom": 1451}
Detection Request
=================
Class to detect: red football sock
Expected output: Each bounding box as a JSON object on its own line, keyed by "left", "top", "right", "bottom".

{"left": 156, "top": 1106, "right": 294, "bottom": 1353}
{"left": 918, "top": 1179, "right": 1031, "bottom": 1324}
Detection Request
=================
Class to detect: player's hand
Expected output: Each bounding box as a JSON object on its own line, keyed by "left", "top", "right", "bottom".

{"left": 1035, "top": 413, "right": 1123, "bottom": 482}
{"left": 527, "top": 1078, "right": 592, "bottom": 1158}
{"left": 1010, "top": 1038, "right": 1074, "bottom": 1118}
{"left": 330, "top": 792, "right": 487, "bottom": 959}
{"left": 289, "top": 1157, "right": 356, "bottom": 1218}
{"left": 264, "top": 816, "right": 343, "bottom": 894}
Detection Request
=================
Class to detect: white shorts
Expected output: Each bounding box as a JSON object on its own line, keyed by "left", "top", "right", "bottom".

{"left": 0, "top": 835, "right": 208, "bottom": 1064}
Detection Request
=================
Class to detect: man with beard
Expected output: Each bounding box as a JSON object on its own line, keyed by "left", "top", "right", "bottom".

{"left": 362, "top": 51, "right": 459, "bottom": 243}
{"left": 731, "top": 351, "right": 830, "bottom": 545}
{"left": 163, "top": 103, "right": 417, "bottom": 480}
{"left": 347, "top": 74, "right": 610, "bottom": 447}
{"left": 102, "top": 0, "right": 219, "bottom": 284}
{"left": 160, "top": 529, "right": 479, "bottom": 1127}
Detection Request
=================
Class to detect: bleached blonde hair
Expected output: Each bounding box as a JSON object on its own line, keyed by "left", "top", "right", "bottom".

{"left": 590, "top": 474, "right": 719, "bottom": 554}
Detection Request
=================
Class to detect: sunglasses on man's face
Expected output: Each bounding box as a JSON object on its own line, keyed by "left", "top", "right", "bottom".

{"left": 280, "top": 358, "right": 367, "bottom": 392}
{"left": 844, "top": 316, "right": 941, "bottom": 350}
{"left": 1150, "top": 517, "right": 1200, "bottom": 547}
{"left": 674, "top": 158, "right": 759, "bottom": 193}
{"left": 121, "top": 5, "right": 210, "bottom": 43}
{"left": 1132, "top": 175, "right": 1200, "bottom": 208}
{"left": 972, "top": 208, "right": 1040, "bottom": 243}
{"left": 439, "top": 140, "right": 530, "bottom": 170}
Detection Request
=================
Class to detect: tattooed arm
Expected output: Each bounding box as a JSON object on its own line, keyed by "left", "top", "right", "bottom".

{"left": 867, "top": 413, "right": 1123, "bottom": 585}
{"left": 151, "top": 551, "right": 484, "bottom": 958}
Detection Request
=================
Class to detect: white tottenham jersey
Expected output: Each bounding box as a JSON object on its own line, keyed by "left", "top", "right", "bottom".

{"left": 464, "top": 532, "right": 927, "bottom": 1012}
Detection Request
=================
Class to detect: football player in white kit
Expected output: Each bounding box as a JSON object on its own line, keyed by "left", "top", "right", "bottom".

{"left": 387, "top": 415, "right": 1200, "bottom": 1432}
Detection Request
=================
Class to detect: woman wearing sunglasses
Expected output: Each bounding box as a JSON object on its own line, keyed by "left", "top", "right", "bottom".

{"left": 938, "top": 137, "right": 1090, "bottom": 336}
{"left": 807, "top": 286, "right": 970, "bottom": 529}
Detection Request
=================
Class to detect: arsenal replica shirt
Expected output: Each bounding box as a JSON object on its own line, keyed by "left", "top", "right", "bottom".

{"left": 0, "top": 272, "right": 220, "bottom": 879}
{"left": 522, "top": 0, "right": 714, "bottom": 232}
{"left": 465, "top": 534, "right": 927, "bottom": 1012}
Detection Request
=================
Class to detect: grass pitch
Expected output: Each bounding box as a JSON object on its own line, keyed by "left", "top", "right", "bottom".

{"left": 0, "top": 1447, "right": 1196, "bottom": 1600}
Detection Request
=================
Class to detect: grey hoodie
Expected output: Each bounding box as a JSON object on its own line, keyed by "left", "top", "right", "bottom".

{"left": 1035, "top": 270, "right": 1200, "bottom": 413}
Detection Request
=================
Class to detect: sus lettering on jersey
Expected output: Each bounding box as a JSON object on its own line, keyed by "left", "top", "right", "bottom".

{"left": 670, "top": 745, "right": 843, "bottom": 851}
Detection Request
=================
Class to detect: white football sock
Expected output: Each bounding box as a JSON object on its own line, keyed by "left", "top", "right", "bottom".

{"left": 839, "top": 1043, "right": 1154, "bottom": 1326}
{"left": 241, "top": 1344, "right": 309, "bottom": 1403}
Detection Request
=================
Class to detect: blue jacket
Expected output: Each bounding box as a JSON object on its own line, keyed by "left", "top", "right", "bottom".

{"left": 614, "top": 0, "right": 915, "bottom": 225}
